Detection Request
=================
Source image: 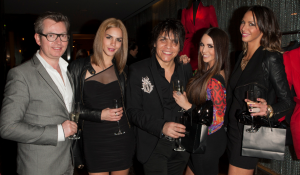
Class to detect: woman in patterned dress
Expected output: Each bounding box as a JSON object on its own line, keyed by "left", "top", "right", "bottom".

{"left": 173, "top": 27, "right": 230, "bottom": 175}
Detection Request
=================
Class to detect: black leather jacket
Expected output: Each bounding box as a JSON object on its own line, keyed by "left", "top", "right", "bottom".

{"left": 68, "top": 56, "right": 130, "bottom": 127}
{"left": 225, "top": 46, "right": 295, "bottom": 124}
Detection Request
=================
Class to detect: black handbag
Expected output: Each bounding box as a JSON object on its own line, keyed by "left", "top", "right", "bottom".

{"left": 181, "top": 100, "right": 213, "bottom": 154}
{"left": 72, "top": 119, "right": 85, "bottom": 169}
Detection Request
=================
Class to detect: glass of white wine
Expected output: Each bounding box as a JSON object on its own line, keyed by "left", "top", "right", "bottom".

{"left": 113, "top": 99, "right": 125, "bottom": 135}
{"left": 174, "top": 115, "right": 186, "bottom": 151}
{"left": 173, "top": 80, "right": 185, "bottom": 113}
{"left": 69, "top": 102, "right": 80, "bottom": 140}
{"left": 246, "top": 90, "right": 258, "bottom": 133}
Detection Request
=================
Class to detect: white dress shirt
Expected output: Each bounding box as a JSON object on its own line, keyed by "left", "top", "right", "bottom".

{"left": 36, "top": 51, "right": 73, "bottom": 141}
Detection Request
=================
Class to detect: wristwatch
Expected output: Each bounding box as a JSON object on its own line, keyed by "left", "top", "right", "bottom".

{"left": 267, "top": 105, "right": 274, "bottom": 118}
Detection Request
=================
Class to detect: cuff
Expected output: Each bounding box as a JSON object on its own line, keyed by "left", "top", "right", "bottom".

{"left": 57, "top": 124, "right": 65, "bottom": 142}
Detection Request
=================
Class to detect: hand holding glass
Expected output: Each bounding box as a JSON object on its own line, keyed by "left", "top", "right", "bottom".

{"left": 246, "top": 90, "right": 259, "bottom": 133}
{"left": 173, "top": 80, "right": 185, "bottom": 112}
{"left": 69, "top": 102, "right": 80, "bottom": 140}
{"left": 174, "top": 115, "right": 186, "bottom": 151}
{"left": 113, "top": 99, "right": 125, "bottom": 135}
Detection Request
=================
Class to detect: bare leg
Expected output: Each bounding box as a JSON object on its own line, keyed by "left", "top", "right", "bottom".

{"left": 228, "top": 164, "right": 254, "bottom": 175}
{"left": 89, "top": 172, "right": 109, "bottom": 175}
{"left": 184, "top": 166, "right": 194, "bottom": 175}
{"left": 111, "top": 168, "right": 130, "bottom": 175}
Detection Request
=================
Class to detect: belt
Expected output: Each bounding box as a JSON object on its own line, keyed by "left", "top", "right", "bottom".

{"left": 163, "top": 136, "right": 175, "bottom": 141}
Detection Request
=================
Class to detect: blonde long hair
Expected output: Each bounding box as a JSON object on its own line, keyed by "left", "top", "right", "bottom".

{"left": 91, "top": 18, "right": 128, "bottom": 73}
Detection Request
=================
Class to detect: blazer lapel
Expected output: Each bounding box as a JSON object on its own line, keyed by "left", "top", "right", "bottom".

{"left": 67, "top": 71, "right": 74, "bottom": 95}
{"left": 195, "top": 2, "right": 203, "bottom": 24}
{"left": 188, "top": 4, "right": 194, "bottom": 27}
{"left": 149, "top": 56, "right": 164, "bottom": 106}
{"left": 67, "top": 70, "right": 75, "bottom": 106}
{"left": 32, "top": 56, "right": 67, "bottom": 110}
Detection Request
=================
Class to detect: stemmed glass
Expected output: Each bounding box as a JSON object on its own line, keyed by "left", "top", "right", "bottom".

{"left": 246, "top": 90, "right": 259, "bottom": 133}
{"left": 113, "top": 99, "right": 125, "bottom": 135}
{"left": 173, "top": 80, "right": 186, "bottom": 113}
{"left": 69, "top": 102, "right": 81, "bottom": 140}
{"left": 174, "top": 115, "right": 186, "bottom": 151}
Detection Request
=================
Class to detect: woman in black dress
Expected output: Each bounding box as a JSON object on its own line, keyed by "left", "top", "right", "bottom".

{"left": 173, "top": 27, "right": 230, "bottom": 175}
{"left": 226, "top": 6, "right": 294, "bottom": 175}
{"left": 69, "top": 18, "right": 135, "bottom": 175}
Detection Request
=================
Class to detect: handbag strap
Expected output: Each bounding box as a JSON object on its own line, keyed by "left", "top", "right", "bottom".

{"left": 268, "top": 115, "right": 273, "bottom": 132}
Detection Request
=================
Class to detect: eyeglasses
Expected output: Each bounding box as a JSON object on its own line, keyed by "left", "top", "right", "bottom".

{"left": 38, "top": 33, "right": 70, "bottom": 42}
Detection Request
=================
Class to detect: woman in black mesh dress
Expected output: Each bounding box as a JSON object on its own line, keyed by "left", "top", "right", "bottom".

{"left": 69, "top": 18, "right": 134, "bottom": 175}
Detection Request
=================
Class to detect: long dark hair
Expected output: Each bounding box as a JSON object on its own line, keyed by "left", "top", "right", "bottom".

{"left": 186, "top": 28, "right": 230, "bottom": 105}
{"left": 243, "top": 5, "right": 282, "bottom": 53}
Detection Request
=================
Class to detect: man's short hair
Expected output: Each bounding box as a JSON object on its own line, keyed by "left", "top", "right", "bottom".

{"left": 34, "top": 11, "right": 70, "bottom": 34}
{"left": 151, "top": 19, "right": 185, "bottom": 55}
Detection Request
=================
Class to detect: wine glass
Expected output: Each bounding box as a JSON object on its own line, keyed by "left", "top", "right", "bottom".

{"left": 173, "top": 80, "right": 186, "bottom": 113}
{"left": 174, "top": 115, "right": 186, "bottom": 151}
{"left": 113, "top": 99, "right": 125, "bottom": 135}
{"left": 69, "top": 102, "right": 80, "bottom": 140}
{"left": 246, "top": 90, "right": 259, "bottom": 133}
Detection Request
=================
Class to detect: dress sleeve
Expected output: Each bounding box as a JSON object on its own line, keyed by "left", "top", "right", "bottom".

{"left": 68, "top": 59, "right": 102, "bottom": 123}
{"left": 209, "top": 5, "right": 218, "bottom": 27}
{"left": 207, "top": 78, "right": 226, "bottom": 126}
{"left": 266, "top": 52, "right": 295, "bottom": 120}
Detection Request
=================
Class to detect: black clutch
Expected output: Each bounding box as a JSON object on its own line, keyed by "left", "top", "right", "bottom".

{"left": 235, "top": 109, "right": 288, "bottom": 129}
{"left": 181, "top": 100, "right": 213, "bottom": 154}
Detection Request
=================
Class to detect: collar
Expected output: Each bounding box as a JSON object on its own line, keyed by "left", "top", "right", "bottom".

{"left": 154, "top": 56, "right": 179, "bottom": 75}
{"left": 36, "top": 50, "right": 69, "bottom": 72}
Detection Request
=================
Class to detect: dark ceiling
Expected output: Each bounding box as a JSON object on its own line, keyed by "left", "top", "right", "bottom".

{"left": 4, "top": 0, "right": 160, "bottom": 33}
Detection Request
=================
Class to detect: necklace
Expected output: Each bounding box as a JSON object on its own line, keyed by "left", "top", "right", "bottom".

{"left": 241, "top": 56, "right": 250, "bottom": 71}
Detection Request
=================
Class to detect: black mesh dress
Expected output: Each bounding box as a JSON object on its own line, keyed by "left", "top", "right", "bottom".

{"left": 82, "top": 65, "right": 135, "bottom": 173}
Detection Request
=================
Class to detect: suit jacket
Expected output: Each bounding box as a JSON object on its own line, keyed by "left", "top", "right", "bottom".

{"left": 283, "top": 47, "right": 300, "bottom": 158}
{"left": 126, "top": 56, "right": 193, "bottom": 164}
{"left": 0, "top": 55, "right": 73, "bottom": 175}
{"left": 180, "top": 2, "right": 218, "bottom": 70}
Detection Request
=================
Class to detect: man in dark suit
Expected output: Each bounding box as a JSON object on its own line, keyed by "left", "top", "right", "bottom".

{"left": 126, "top": 19, "right": 193, "bottom": 175}
{"left": 0, "top": 12, "right": 77, "bottom": 175}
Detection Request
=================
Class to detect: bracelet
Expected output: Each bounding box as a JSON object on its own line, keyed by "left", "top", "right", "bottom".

{"left": 267, "top": 105, "right": 274, "bottom": 118}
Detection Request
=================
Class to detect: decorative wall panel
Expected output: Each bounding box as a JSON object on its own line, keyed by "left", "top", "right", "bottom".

{"left": 125, "top": 0, "right": 300, "bottom": 49}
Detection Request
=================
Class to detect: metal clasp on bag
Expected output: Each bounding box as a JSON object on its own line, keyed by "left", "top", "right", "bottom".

{"left": 78, "top": 164, "right": 84, "bottom": 169}
{"left": 246, "top": 128, "right": 259, "bottom": 133}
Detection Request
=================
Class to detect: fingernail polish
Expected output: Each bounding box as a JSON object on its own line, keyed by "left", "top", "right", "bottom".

{"left": 249, "top": 109, "right": 252, "bottom": 112}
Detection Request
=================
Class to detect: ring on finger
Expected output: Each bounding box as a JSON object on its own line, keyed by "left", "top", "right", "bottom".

{"left": 176, "top": 91, "right": 181, "bottom": 96}
{"left": 251, "top": 108, "right": 260, "bottom": 113}
{"left": 115, "top": 112, "right": 118, "bottom": 116}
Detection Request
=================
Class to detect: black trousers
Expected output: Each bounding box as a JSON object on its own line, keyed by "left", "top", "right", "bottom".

{"left": 188, "top": 127, "right": 227, "bottom": 175}
{"left": 143, "top": 138, "right": 190, "bottom": 175}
